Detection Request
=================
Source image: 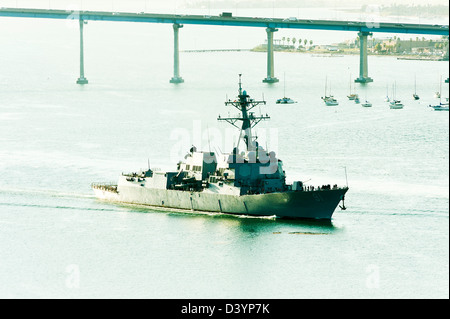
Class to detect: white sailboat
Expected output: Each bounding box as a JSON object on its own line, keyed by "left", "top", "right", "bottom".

{"left": 389, "top": 82, "right": 404, "bottom": 109}
{"left": 347, "top": 74, "right": 358, "bottom": 100}
{"left": 361, "top": 91, "right": 372, "bottom": 107}
{"left": 434, "top": 76, "right": 442, "bottom": 98}
{"left": 429, "top": 77, "right": 449, "bottom": 111}
{"left": 390, "top": 100, "right": 404, "bottom": 109}
{"left": 276, "top": 73, "right": 296, "bottom": 104}
{"left": 384, "top": 84, "right": 390, "bottom": 102}
{"left": 413, "top": 75, "right": 420, "bottom": 100}
{"left": 362, "top": 101, "right": 372, "bottom": 107}
{"left": 322, "top": 76, "right": 338, "bottom": 106}
{"left": 276, "top": 97, "right": 296, "bottom": 104}
{"left": 430, "top": 102, "right": 449, "bottom": 111}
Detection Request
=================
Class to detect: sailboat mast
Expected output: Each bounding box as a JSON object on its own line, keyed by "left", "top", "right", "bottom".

{"left": 414, "top": 75, "right": 417, "bottom": 95}
{"left": 349, "top": 73, "right": 351, "bottom": 94}
{"left": 392, "top": 82, "right": 395, "bottom": 100}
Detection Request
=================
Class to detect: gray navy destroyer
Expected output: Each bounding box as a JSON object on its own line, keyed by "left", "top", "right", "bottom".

{"left": 93, "top": 75, "right": 348, "bottom": 219}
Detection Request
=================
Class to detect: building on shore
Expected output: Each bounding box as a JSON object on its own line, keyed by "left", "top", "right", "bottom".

{"left": 369, "top": 36, "right": 449, "bottom": 59}
{"left": 252, "top": 35, "right": 448, "bottom": 60}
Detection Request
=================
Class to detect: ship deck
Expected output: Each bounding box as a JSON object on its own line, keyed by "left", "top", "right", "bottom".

{"left": 92, "top": 183, "right": 118, "bottom": 193}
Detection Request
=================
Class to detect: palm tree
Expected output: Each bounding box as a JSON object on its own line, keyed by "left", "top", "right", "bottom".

{"left": 287, "top": 37, "right": 290, "bottom": 47}
{"left": 282, "top": 36, "right": 286, "bottom": 45}
{"left": 309, "top": 39, "right": 313, "bottom": 46}
{"left": 292, "top": 37, "right": 297, "bottom": 48}
{"left": 374, "top": 43, "right": 382, "bottom": 52}
{"left": 304, "top": 39, "right": 307, "bottom": 46}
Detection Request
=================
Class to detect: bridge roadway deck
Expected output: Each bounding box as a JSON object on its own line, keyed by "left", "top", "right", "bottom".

{"left": 1, "top": 7, "right": 448, "bottom": 36}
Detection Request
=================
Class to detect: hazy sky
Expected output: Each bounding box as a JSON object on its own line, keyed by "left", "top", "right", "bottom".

{"left": 1, "top": 0, "right": 449, "bottom": 11}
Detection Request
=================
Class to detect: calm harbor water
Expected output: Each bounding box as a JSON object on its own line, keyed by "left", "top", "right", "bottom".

{"left": 0, "top": 10, "right": 448, "bottom": 299}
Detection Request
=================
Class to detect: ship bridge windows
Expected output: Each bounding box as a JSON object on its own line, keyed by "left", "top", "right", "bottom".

{"left": 185, "top": 164, "right": 190, "bottom": 170}
{"left": 192, "top": 165, "right": 202, "bottom": 172}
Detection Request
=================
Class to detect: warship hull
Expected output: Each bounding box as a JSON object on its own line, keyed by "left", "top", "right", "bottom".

{"left": 93, "top": 185, "right": 348, "bottom": 219}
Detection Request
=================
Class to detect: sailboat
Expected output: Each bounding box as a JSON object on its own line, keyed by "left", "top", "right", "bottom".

{"left": 384, "top": 84, "right": 390, "bottom": 102}
{"left": 430, "top": 102, "right": 449, "bottom": 111}
{"left": 347, "top": 74, "right": 358, "bottom": 100}
{"left": 429, "top": 77, "right": 449, "bottom": 111}
{"left": 276, "top": 73, "right": 296, "bottom": 104}
{"left": 361, "top": 91, "right": 372, "bottom": 107}
{"left": 321, "top": 76, "right": 338, "bottom": 106}
{"left": 434, "top": 76, "right": 442, "bottom": 98}
{"left": 389, "top": 82, "right": 404, "bottom": 109}
{"left": 413, "top": 75, "right": 420, "bottom": 100}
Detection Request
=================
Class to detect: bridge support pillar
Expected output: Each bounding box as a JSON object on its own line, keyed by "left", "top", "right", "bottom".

{"left": 170, "top": 23, "right": 184, "bottom": 84}
{"left": 76, "top": 19, "right": 88, "bottom": 85}
{"left": 355, "top": 31, "right": 373, "bottom": 84}
{"left": 263, "top": 27, "right": 279, "bottom": 83}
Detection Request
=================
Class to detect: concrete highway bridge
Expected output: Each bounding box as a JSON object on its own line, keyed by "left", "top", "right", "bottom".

{"left": 1, "top": 8, "right": 448, "bottom": 84}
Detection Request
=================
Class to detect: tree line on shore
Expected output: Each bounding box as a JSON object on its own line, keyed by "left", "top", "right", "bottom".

{"left": 276, "top": 37, "right": 313, "bottom": 48}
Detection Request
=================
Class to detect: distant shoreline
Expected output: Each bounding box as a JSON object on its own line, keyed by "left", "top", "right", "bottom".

{"left": 250, "top": 45, "right": 449, "bottom": 61}
{"left": 180, "top": 47, "right": 448, "bottom": 61}
{"left": 181, "top": 49, "right": 251, "bottom": 53}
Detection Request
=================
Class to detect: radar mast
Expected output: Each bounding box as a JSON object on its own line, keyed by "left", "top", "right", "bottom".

{"left": 218, "top": 74, "right": 270, "bottom": 151}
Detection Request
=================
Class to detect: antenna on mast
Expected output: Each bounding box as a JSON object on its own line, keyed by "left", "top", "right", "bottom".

{"left": 207, "top": 124, "right": 211, "bottom": 152}
{"left": 238, "top": 73, "right": 242, "bottom": 95}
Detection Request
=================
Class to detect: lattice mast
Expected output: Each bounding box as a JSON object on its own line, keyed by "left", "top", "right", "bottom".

{"left": 217, "top": 74, "right": 270, "bottom": 151}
